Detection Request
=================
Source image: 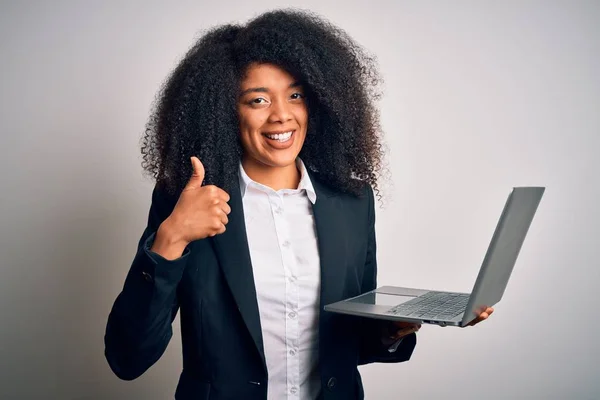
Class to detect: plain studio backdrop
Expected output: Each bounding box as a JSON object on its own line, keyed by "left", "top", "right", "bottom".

{"left": 1, "top": 1, "right": 598, "bottom": 399}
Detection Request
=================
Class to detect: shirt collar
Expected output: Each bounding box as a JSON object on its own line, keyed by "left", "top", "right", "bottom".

{"left": 238, "top": 158, "right": 317, "bottom": 204}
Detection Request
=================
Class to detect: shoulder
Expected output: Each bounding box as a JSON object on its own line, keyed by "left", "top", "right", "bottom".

{"left": 150, "top": 182, "right": 180, "bottom": 219}
{"left": 309, "top": 172, "right": 374, "bottom": 226}
{"left": 309, "top": 171, "right": 373, "bottom": 203}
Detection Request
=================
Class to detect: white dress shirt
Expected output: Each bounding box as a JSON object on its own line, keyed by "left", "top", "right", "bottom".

{"left": 239, "top": 158, "right": 322, "bottom": 400}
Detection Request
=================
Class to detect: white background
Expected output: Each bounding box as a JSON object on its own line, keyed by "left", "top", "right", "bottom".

{"left": 1, "top": 1, "right": 598, "bottom": 398}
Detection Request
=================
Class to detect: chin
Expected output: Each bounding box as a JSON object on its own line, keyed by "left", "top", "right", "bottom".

{"left": 261, "top": 152, "right": 299, "bottom": 168}
{"left": 258, "top": 143, "right": 304, "bottom": 167}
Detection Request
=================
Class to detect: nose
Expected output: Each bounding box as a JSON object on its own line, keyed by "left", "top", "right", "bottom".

{"left": 267, "top": 98, "right": 292, "bottom": 123}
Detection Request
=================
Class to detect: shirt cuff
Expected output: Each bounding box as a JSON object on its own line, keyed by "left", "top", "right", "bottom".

{"left": 143, "top": 231, "right": 190, "bottom": 264}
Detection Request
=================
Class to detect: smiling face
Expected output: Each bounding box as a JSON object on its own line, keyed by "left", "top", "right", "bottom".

{"left": 237, "top": 63, "right": 308, "bottom": 176}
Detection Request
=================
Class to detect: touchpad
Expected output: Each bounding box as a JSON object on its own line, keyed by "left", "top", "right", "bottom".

{"left": 348, "top": 293, "right": 416, "bottom": 307}
{"left": 375, "top": 293, "right": 415, "bottom": 306}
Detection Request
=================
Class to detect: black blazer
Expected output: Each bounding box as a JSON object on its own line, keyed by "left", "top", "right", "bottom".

{"left": 105, "top": 171, "right": 416, "bottom": 400}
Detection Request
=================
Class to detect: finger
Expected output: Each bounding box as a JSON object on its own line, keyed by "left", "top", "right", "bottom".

{"left": 391, "top": 325, "right": 420, "bottom": 340}
{"left": 220, "top": 201, "right": 232, "bottom": 215}
{"left": 398, "top": 325, "right": 420, "bottom": 337}
{"left": 468, "top": 313, "right": 489, "bottom": 326}
{"left": 186, "top": 157, "right": 205, "bottom": 189}
{"left": 218, "top": 209, "right": 229, "bottom": 225}
{"left": 208, "top": 202, "right": 228, "bottom": 225}
{"left": 486, "top": 307, "right": 494, "bottom": 315}
{"left": 217, "top": 188, "right": 230, "bottom": 202}
{"left": 209, "top": 223, "right": 226, "bottom": 237}
{"left": 209, "top": 196, "right": 231, "bottom": 215}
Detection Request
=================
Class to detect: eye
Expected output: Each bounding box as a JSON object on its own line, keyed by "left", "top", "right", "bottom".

{"left": 290, "top": 92, "right": 305, "bottom": 100}
{"left": 250, "top": 97, "right": 268, "bottom": 105}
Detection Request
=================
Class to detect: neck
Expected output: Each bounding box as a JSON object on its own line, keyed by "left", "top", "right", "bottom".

{"left": 242, "top": 157, "right": 301, "bottom": 191}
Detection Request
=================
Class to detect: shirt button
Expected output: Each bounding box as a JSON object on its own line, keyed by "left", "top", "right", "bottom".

{"left": 290, "top": 386, "right": 298, "bottom": 394}
{"left": 288, "top": 311, "right": 297, "bottom": 319}
{"left": 282, "top": 240, "right": 291, "bottom": 248}
{"left": 289, "top": 349, "right": 296, "bottom": 356}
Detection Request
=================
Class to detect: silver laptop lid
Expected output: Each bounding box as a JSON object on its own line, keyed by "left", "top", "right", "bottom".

{"left": 461, "top": 187, "right": 545, "bottom": 325}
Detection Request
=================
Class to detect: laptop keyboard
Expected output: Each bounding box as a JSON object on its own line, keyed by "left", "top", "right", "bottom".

{"left": 386, "top": 291, "right": 470, "bottom": 320}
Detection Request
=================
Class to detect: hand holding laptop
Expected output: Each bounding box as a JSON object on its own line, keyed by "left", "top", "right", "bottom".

{"left": 387, "top": 321, "right": 421, "bottom": 342}
{"left": 465, "top": 306, "right": 494, "bottom": 327}
{"left": 386, "top": 305, "right": 494, "bottom": 340}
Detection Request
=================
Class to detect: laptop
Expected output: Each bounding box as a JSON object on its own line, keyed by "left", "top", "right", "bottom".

{"left": 324, "top": 186, "right": 545, "bottom": 327}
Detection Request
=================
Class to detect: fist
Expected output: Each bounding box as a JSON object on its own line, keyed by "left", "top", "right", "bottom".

{"left": 166, "top": 156, "right": 231, "bottom": 244}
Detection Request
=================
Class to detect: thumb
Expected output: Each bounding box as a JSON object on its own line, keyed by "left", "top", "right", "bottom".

{"left": 187, "top": 156, "right": 205, "bottom": 188}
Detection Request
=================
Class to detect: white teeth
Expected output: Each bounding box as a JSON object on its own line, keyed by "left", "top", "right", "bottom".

{"left": 266, "top": 131, "right": 293, "bottom": 142}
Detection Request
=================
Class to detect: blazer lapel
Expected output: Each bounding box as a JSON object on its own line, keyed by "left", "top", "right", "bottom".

{"left": 310, "top": 175, "right": 349, "bottom": 321}
{"left": 211, "top": 183, "right": 267, "bottom": 373}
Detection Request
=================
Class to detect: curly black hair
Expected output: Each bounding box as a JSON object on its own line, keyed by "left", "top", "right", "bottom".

{"left": 141, "top": 8, "right": 387, "bottom": 199}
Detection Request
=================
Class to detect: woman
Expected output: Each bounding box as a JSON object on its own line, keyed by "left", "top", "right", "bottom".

{"left": 104, "top": 9, "right": 492, "bottom": 400}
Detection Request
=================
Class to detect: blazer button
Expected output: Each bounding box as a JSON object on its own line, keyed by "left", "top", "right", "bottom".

{"left": 327, "top": 377, "right": 337, "bottom": 391}
{"left": 142, "top": 271, "right": 153, "bottom": 283}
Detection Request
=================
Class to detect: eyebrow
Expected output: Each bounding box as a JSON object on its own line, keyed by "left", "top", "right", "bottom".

{"left": 239, "top": 81, "right": 302, "bottom": 97}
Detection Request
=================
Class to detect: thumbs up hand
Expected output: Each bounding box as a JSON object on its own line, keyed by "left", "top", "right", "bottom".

{"left": 168, "top": 157, "right": 231, "bottom": 244}
{"left": 152, "top": 157, "right": 231, "bottom": 259}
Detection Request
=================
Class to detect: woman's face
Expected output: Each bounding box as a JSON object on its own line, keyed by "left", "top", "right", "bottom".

{"left": 237, "top": 63, "right": 308, "bottom": 170}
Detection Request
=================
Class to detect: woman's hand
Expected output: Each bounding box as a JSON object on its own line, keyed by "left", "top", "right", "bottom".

{"left": 166, "top": 156, "right": 231, "bottom": 244}
{"left": 467, "top": 306, "right": 494, "bottom": 326}
{"left": 387, "top": 306, "right": 494, "bottom": 341}
{"left": 152, "top": 157, "right": 231, "bottom": 260}
{"left": 386, "top": 321, "right": 421, "bottom": 343}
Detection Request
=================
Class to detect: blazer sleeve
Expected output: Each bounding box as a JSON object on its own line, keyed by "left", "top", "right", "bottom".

{"left": 104, "top": 184, "right": 191, "bottom": 380}
{"left": 357, "top": 184, "right": 417, "bottom": 365}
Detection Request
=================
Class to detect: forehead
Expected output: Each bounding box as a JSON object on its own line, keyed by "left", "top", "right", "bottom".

{"left": 240, "top": 63, "right": 298, "bottom": 89}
